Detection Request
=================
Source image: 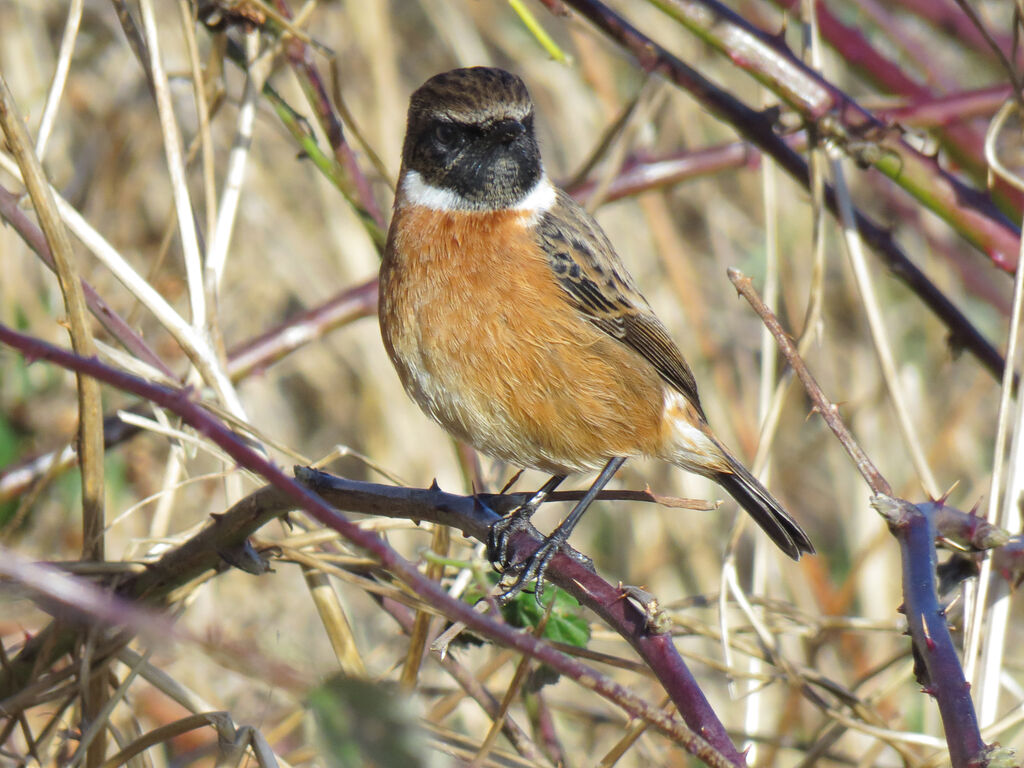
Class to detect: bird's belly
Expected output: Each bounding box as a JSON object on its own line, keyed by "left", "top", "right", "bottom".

{"left": 380, "top": 205, "right": 665, "bottom": 474}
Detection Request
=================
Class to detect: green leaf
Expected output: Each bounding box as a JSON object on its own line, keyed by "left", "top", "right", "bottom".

{"left": 465, "top": 573, "right": 591, "bottom": 648}
{"left": 0, "top": 411, "right": 19, "bottom": 528}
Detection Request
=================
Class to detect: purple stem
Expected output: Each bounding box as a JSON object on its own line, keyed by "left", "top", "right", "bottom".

{"left": 647, "top": 0, "right": 1020, "bottom": 266}
{"left": 298, "top": 468, "right": 745, "bottom": 764}
{"left": 0, "top": 186, "right": 174, "bottom": 379}
{"left": 272, "top": 0, "right": 385, "bottom": 230}
{"left": 570, "top": 79, "right": 1011, "bottom": 205}
{"left": 883, "top": 499, "right": 986, "bottom": 768}
{"left": 898, "top": 0, "right": 1017, "bottom": 61}
{"left": 226, "top": 277, "right": 378, "bottom": 379}
{"left": 992, "top": 536, "right": 1024, "bottom": 587}
{"left": 379, "top": 596, "right": 544, "bottom": 762}
{"left": 878, "top": 85, "right": 1012, "bottom": 127}
{"left": 0, "top": 324, "right": 740, "bottom": 767}
{"left": 0, "top": 279, "right": 379, "bottom": 502}
{"left": 554, "top": 0, "right": 1008, "bottom": 381}
{"left": 769, "top": 0, "right": 1017, "bottom": 206}
{"left": 730, "top": 270, "right": 989, "bottom": 767}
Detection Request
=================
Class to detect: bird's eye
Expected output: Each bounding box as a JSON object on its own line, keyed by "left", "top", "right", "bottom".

{"left": 433, "top": 123, "right": 461, "bottom": 148}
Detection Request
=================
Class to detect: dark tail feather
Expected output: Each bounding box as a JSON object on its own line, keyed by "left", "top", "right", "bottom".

{"left": 714, "top": 459, "right": 814, "bottom": 560}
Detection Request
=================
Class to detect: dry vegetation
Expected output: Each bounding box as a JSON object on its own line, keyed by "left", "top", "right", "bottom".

{"left": 0, "top": 1, "right": 1022, "bottom": 766}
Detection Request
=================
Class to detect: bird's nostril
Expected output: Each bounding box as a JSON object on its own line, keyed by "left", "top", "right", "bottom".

{"left": 493, "top": 119, "right": 525, "bottom": 143}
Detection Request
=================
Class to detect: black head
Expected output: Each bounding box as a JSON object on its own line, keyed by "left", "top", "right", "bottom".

{"left": 400, "top": 67, "right": 543, "bottom": 209}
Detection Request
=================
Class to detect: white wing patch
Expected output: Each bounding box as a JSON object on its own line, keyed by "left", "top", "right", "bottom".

{"left": 661, "top": 389, "right": 722, "bottom": 473}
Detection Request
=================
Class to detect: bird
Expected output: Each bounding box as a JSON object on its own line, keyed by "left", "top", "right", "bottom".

{"left": 378, "top": 67, "right": 813, "bottom": 599}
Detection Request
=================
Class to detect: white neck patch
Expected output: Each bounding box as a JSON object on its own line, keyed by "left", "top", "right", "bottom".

{"left": 515, "top": 175, "right": 557, "bottom": 213}
{"left": 400, "top": 170, "right": 556, "bottom": 216}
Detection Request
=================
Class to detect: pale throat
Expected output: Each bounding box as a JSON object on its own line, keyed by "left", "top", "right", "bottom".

{"left": 400, "top": 169, "right": 556, "bottom": 215}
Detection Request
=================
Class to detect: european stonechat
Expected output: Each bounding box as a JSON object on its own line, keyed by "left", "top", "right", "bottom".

{"left": 379, "top": 67, "right": 813, "bottom": 596}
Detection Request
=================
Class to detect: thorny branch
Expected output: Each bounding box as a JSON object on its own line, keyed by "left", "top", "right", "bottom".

{"left": 0, "top": 323, "right": 744, "bottom": 768}
{"left": 552, "top": 0, "right": 1009, "bottom": 381}
{"left": 728, "top": 268, "right": 997, "bottom": 768}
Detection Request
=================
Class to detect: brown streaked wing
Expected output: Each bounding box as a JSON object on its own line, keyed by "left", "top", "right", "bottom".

{"left": 537, "top": 190, "right": 705, "bottom": 417}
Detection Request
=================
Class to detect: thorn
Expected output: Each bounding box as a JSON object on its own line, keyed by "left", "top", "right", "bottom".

{"left": 760, "top": 104, "right": 782, "bottom": 125}
{"left": 429, "top": 478, "right": 441, "bottom": 491}
{"left": 938, "top": 480, "right": 959, "bottom": 504}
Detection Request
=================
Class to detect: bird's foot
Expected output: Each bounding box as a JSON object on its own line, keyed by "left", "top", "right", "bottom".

{"left": 487, "top": 505, "right": 544, "bottom": 570}
{"left": 488, "top": 513, "right": 594, "bottom": 606}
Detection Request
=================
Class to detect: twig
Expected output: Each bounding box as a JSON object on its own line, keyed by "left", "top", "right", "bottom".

{"left": 301, "top": 565, "right": 368, "bottom": 677}
{"left": 951, "top": 0, "right": 1024, "bottom": 97}
{"left": 568, "top": 82, "right": 1013, "bottom": 205}
{"left": 96, "top": 711, "right": 231, "bottom": 768}
{"left": 108, "top": 0, "right": 154, "bottom": 93}
{"left": 0, "top": 78, "right": 110, "bottom": 763}
{"left": 900, "top": 0, "right": 1016, "bottom": 59}
{"left": 206, "top": 30, "right": 274, "bottom": 298}
{"left": 400, "top": 522, "right": 450, "bottom": 689}
{"left": 0, "top": 184, "right": 174, "bottom": 378}
{"left": 727, "top": 269, "right": 989, "bottom": 768}
{"left": 34, "top": 0, "right": 83, "bottom": 158}
{"left": 875, "top": 497, "right": 988, "bottom": 768}
{"left": 226, "top": 277, "right": 378, "bottom": 378}
{"left": 770, "top": 0, "right": 1002, "bottom": 193}
{"left": 177, "top": 0, "right": 218, "bottom": 250}
{"left": 728, "top": 269, "right": 891, "bottom": 495}
{"left": 0, "top": 278, "right": 379, "bottom": 504}
{"left": 970, "top": 97, "right": 1024, "bottom": 728}
{"left": 645, "top": 0, "right": 1021, "bottom": 266}
{"left": 0, "top": 77, "right": 106, "bottom": 563}
{"left": 0, "top": 549, "right": 178, "bottom": 649}
{"left": 0, "top": 150, "right": 249, "bottom": 430}
{"left": 0, "top": 324, "right": 741, "bottom": 768}
{"left": 137, "top": 0, "right": 208, "bottom": 340}
{"left": 271, "top": 0, "right": 386, "bottom": 236}
{"left": 549, "top": 0, "right": 1009, "bottom": 381}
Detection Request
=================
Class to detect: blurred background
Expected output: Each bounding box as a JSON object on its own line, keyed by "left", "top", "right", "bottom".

{"left": 0, "top": 1, "right": 1020, "bottom": 766}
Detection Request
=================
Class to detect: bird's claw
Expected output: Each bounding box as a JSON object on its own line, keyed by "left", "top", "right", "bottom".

{"left": 487, "top": 506, "right": 544, "bottom": 569}
{"left": 495, "top": 537, "right": 561, "bottom": 605}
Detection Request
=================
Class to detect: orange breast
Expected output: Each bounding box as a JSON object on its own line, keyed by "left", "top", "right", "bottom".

{"left": 379, "top": 203, "right": 666, "bottom": 474}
